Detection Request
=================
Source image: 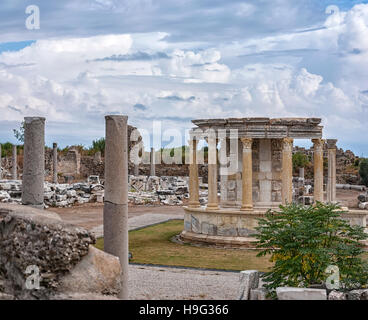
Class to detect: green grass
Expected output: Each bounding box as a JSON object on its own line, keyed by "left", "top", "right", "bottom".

{"left": 95, "top": 220, "right": 273, "bottom": 272}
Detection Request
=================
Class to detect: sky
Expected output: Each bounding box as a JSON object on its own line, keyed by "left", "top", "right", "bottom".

{"left": 0, "top": 0, "right": 367, "bottom": 155}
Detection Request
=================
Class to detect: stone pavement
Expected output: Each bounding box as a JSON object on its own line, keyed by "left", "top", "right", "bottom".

{"left": 90, "top": 213, "right": 184, "bottom": 238}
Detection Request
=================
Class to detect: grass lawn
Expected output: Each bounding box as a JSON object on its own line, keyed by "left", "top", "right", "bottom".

{"left": 95, "top": 220, "right": 273, "bottom": 272}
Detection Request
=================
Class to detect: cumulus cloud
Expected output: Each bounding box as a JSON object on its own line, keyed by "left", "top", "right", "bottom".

{"left": 0, "top": 2, "right": 367, "bottom": 154}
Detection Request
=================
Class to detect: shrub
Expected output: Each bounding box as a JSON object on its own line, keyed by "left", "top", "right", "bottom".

{"left": 254, "top": 203, "right": 368, "bottom": 298}
{"left": 90, "top": 138, "right": 105, "bottom": 156}
{"left": 292, "top": 152, "right": 309, "bottom": 171}
{"left": 359, "top": 158, "right": 368, "bottom": 187}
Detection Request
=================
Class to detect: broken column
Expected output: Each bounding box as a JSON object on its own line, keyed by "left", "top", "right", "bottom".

{"left": 53, "top": 142, "right": 58, "bottom": 184}
{"left": 150, "top": 147, "right": 156, "bottom": 176}
{"left": 103, "top": 115, "right": 129, "bottom": 300}
{"left": 299, "top": 167, "right": 305, "bottom": 180}
{"left": 327, "top": 139, "right": 337, "bottom": 203}
{"left": 12, "top": 145, "right": 17, "bottom": 180}
{"left": 134, "top": 164, "right": 139, "bottom": 176}
{"left": 312, "top": 139, "right": 324, "bottom": 203}
{"left": 21, "top": 117, "right": 45, "bottom": 209}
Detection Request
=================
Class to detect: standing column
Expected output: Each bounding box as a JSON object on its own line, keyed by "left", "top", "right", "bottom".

{"left": 134, "top": 164, "right": 139, "bottom": 176}
{"left": 150, "top": 147, "right": 156, "bottom": 176}
{"left": 53, "top": 143, "right": 58, "bottom": 184}
{"left": 207, "top": 133, "right": 219, "bottom": 210}
{"left": 299, "top": 167, "right": 305, "bottom": 180}
{"left": 104, "top": 115, "right": 129, "bottom": 300}
{"left": 12, "top": 145, "right": 17, "bottom": 180}
{"left": 281, "top": 138, "right": 293, "bottom": 205}
{"left": 0, "top": 144, "right": 2, "bottom": 180}
{"left": 327, "top": 139, "right": 337, "bottom": 203}
{"left": 240, "top": 138, "right": 253, "bottom": 211}
{"left": 312, "top": 138, "right": 325, "bottom": 203}
{"left": 22, "top": 117, "right": 45, "bottom": 208}
{"left": 188, "top": 136, "right": 200, "bottom": 208}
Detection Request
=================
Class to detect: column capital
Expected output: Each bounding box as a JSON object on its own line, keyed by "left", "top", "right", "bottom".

{"left": 326, "top": 139, "right": 337, "bottom": 150}
{"left": 240, "top": 137, "right": 253, "bottom": 149}
{"left": 312, "top": 138, "right": 325, "bottom": 151}
{"left": 282, "top": 137, "right": 294, "bottom": 151}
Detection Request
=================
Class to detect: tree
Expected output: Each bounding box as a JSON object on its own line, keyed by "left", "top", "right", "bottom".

{"left": 292, "top": 152, "right": 309, "bottom": 171}
{"left": 359, "top": 158, "right": 368, "bottom": 186}
{"left": 254, "top": 203, "right": 368, "bottom": 298}
{"left": 91, "top": 138, "right": 105, "bottom": 156}
{"left": 13, "top": 121, "right": 25, "bottom": 143}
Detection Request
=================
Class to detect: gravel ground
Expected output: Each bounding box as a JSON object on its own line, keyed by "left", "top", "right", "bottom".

{"left": 129, "top": 264, "right": 240, "bottom": 300}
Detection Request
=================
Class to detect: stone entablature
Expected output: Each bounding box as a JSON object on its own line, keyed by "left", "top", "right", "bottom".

{"left": 192, "top": 117, "right": 323, "bottom": 139}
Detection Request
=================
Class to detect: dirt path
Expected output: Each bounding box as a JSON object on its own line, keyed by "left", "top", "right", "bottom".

{"left": 48, "top": 203, "right": 184, "bottom": 230}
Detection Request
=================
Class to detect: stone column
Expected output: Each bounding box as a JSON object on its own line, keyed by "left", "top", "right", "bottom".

{"left": 299, "top": 167, "right": 305, "bottom": 180}
{"left": 103, "top": 115, "right": 129, "bottom": 300}
{"left": 281, "top": 138, "right": 293, "bottom": 205}
{"left": 188, "top": 137, "right": 200, "bottom": 208}
{"left": 326, "top": 139, "right": 337, "bottom": 203}
{"left": 207, "top": 135, "right": 219, "bottom": 210}
{"left": 134, "top": 164, "right": 139, "bottom": 176}
{"left": 240, "top": 138, "right": 253, "bottom": 211}
{"left": 150, "top": 147, "right": 155, "bottom": 176}
{"left": 312, "top": 138, "right": 325, "bottom": 203}
{"left": 0, "top": 144, "right": 2, "bottom": 180}
{"left": 12, "top": 145, "right": 17, "bottom": 180}
{"left": 22, "top": 117, "right": 45, "bottom": 208}
{"left": 53, "top": 143, "right": 58, "bottom": 184}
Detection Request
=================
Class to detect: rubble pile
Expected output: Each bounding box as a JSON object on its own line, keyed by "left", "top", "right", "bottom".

{"left": 0, "top": 175, "right": 195, "bottom": 208}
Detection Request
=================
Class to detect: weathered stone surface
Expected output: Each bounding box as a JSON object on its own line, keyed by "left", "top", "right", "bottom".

{"left": 276, "top": 287, "right": 327, "bottom": 300}
{"left": 0, "top": 203, "right": 94, "bottom": 299}
{"left": 238, "top": 270, "right": 259, "bottom": 300}
{"left": 250, "top": 288, "right": 268, "bottom": 300}
{"left": 59, "top": 246, "right": 121, "bottom": 296}
{"left": 328, "top": 291, "right": 347, "bottom": 300}
{"left": 347, "top": 289, "right": 368, "bottom": 300}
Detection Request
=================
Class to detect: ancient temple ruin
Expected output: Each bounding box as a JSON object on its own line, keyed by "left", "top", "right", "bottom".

{"left": 181, "top": 117, "right": 366, "bottom": 247}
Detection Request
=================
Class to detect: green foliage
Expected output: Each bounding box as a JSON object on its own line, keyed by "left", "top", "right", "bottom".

{"left": 254, "top": 203, "right": 368, "bottom": 298}
{"left": 359, "top": 158, "right": 368, "bottom": 186}
{"left": 90, "top": 138, "right": 105, "bottom": 156}
{"left": 292, "top": 152, "right": 310, "bottom": 171}
{"left": 1, "top": 142, "right": 13, "bottom": 157}
{"left": 13, "top": 121, "right": 25, "bottom": 143}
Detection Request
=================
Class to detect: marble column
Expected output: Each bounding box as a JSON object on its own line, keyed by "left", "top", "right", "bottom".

{"left": 134, "top": 164, "right": 139, "bottom": 176}
{"left": 207, "top": 135, "right": 219, "bottom": 210}
{"left": 240, "top": 138, "right": 253, "bottom": 211}
{"left": 281, "top": 138, "right": 293, "bottom": 205}
{"left": 326, "top": 139, "right": 337, "bottom": 203}
{"left": 103, "top": 115, "right": 129, "bottom": 300}
{"left": 53, "top": 143, "right": 58, "bottom": 184}
{"left": 188, "top": 137, "right": 200, "bottom": 208}
{"left": 12, "top": 145, "right": 17, "bottom": 180}
{"left": 22, "top": 117, "right": 45, "bottom": 208}
{"left": 299, "top": 167, "right": 305, "bottom": 180}
{"left": 150, "top": 147, "right": 155, "bottom": 176}
{"left": 312, "top": 138, "right": 325, "bottom": 203}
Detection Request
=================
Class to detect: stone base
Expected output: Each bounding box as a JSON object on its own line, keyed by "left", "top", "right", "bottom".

{"left": 180, "top": 231, "right": 257, "bottom": 248}
{"left": 182, "top": 206, "right": 368, "bottom": 249}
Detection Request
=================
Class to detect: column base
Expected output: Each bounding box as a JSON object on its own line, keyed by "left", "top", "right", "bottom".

{"left": 206, "top": 204, "right": 219, "bottom": 210}
{"left": 188, "top": 202, "right": 201, "bottom": 208}
{"left": 240, "top": 205, "right": 253, "bottom": 211}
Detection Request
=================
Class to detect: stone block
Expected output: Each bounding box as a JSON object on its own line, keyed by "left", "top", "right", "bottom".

{"left": 237, "top": 228, "right": 253, "bottom": 237}
{"left": 191, "top": 215, "right": 200, "bottom": 233}
{"left": 358, "top": 202, "right": 368, "bottom": 210}
{"left": 250, "top": 288, "right": 268, "bottom": 300}
{"left": 218, "top": 226, "right": 237, "bottom": 237}
{"left": 238, "top": 270, "right": 259, "bottom": 300}
{"left": 347, "top": 289, "right": 368, "bottom": 300}
{"left": 276, "top": 287, "right": 327, "bottom": 300}
{"left": 201, "top": 222, "right": 217, "bottom": 236}
{"left": 328, "top": 291, "right": 346, "bottom": 300}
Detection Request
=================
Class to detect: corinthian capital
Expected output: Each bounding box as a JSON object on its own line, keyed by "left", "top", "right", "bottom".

{"left": 326, "top": 139, "right": 337, "bottom": 150}
{"left": 312, "top": 138, "right": 325, "bottom": 152}
{"left": 240, "top": 137, "right": 253, "bottom": 149}
{"left": 282, "top": 138, "right": 294, "bottom": 152}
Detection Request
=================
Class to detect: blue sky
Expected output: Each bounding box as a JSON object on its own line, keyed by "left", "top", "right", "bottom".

{"left": 0, "top": 0, "right": 367, "bottom": 155}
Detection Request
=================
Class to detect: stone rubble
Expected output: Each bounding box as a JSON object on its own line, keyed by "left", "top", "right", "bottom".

{"left": 0, "top": 175, "right": 197, "bottom": 208}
